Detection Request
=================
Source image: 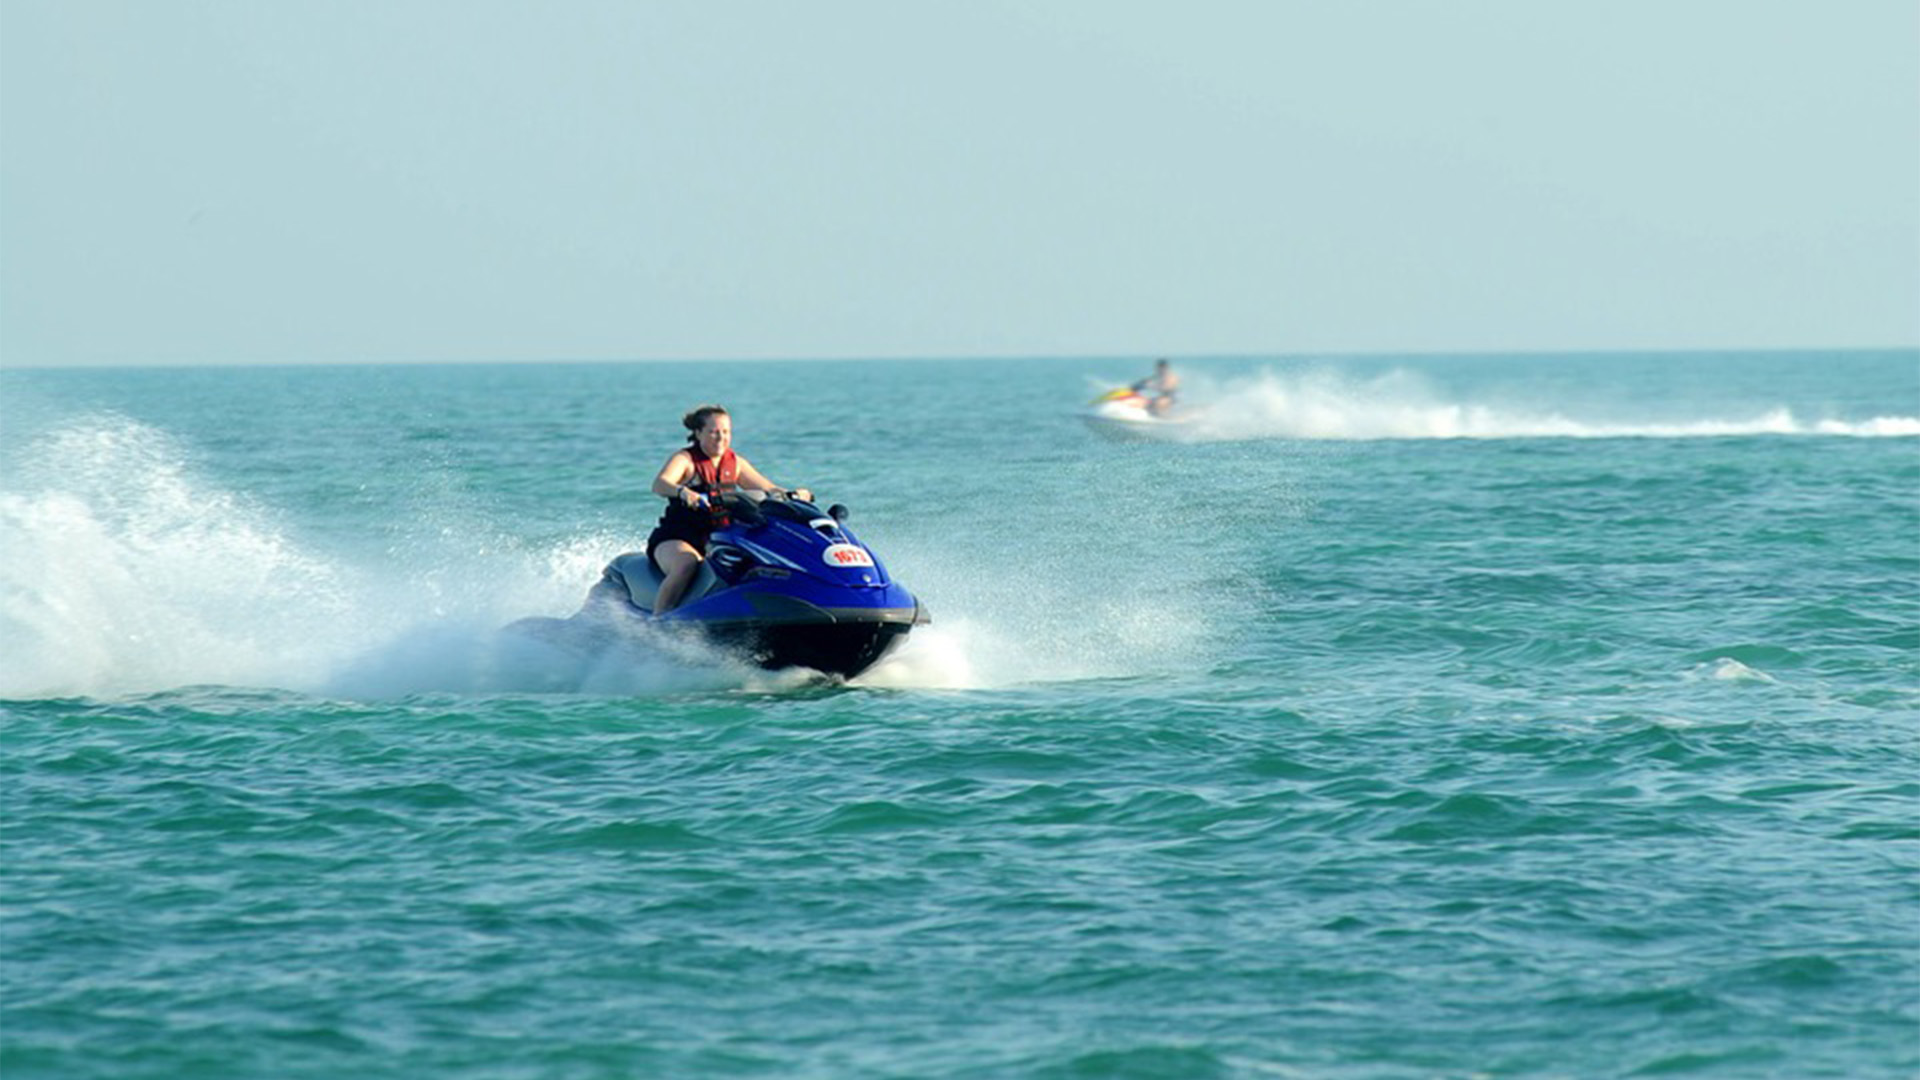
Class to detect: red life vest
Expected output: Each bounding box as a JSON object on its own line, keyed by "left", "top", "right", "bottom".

{"left": 687, "top": 446, "right": 738, "bottom": 493}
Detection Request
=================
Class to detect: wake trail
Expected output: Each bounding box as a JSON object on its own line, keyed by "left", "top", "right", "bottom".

{"left": 1178, "top": 368, "right": 1919, "bottom": 441}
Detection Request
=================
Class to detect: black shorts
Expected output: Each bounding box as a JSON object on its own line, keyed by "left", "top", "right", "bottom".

{"left": 647, "top": 524, "right": 710, "bottom": 574}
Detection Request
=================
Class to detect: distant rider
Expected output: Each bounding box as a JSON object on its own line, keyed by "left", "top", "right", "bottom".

{"left": 1132, "top": 358, "right": 1180, "bottom": 417}
{"left": 647, "top": 404, "right": 811, "bottom": 613}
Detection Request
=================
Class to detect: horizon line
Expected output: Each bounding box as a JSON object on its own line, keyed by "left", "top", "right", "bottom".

{"left": 2, "top": 343, "right": 1916, "bottom": 374}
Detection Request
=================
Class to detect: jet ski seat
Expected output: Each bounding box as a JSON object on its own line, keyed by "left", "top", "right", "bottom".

{"left": 586, "top": 551, "right": 719, "bottom": 616}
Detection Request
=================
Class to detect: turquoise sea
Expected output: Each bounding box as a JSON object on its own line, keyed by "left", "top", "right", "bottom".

{"left": 2, "top": 351, "right": 1917, "bottom": 1079}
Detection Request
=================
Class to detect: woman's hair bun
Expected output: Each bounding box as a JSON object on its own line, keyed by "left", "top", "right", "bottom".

{"left": 683, "top": 403, "right": 729, "bottom": 433}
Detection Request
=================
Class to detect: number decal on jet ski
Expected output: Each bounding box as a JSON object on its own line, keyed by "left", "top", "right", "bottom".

{"left": 822, "top": 543, "right": 875, "bottom": 568}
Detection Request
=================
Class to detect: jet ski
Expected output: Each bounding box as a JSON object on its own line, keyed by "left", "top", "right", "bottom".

{"left": 1082, "top": 386, "right": 1196, "bottom": 440}
{"left": 510, "top": 490, "right": 927, "bottom": 680}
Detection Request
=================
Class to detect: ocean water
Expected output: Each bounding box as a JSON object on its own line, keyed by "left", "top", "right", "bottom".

{"left": 1, "top": 351, "right": 1916, "bottom": 1079}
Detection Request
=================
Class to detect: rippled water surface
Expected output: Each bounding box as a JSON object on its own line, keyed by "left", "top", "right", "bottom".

{"left": 3, "top": 352, "right": 1917, "bottom": 1078}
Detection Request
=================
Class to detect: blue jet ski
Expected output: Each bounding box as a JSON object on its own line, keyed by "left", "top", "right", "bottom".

{"left": 511, "top": 491, "right": 927, "bottom": 679}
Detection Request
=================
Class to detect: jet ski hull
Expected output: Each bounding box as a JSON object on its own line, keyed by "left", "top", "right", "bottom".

{"left": 684, "top": 605, "right": 923, "bottom": 678}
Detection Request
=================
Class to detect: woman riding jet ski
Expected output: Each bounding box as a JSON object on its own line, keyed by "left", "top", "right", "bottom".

{"left": 576, "top": 488, "right": 927, "bottom": 678}
{"left": 509, "top": 403, "right": 925, "bottom": 679}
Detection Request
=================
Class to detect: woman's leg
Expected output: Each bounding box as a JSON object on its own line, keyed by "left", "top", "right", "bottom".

{"left": 652, "top": 540, "right": 704, "bottom": 614}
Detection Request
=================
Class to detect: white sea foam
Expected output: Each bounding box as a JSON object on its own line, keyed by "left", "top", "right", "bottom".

{"left": 1690, "top": 657, "right": 1779, "bottom": 684}
{"left": 0, "top": 418, "right": 354, "bottom": 697}
{"left": 1172, "top": 368, "right": 1919, "bottom": 442}
{"left": 860, "top": 522, "right": 1237, "bottom": 689}
{"left": 0, "top": 414, "right": 732, "bottom": 699}
{"left": 853, "top": 624, "right": 978, "bottom": 689}
{"left": 1813, "top": 415, "right": 1920, "bottom": 437}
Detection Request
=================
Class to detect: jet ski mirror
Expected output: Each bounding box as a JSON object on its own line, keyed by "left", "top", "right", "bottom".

{"left": 828, "top": 504, "right": 849, "bottom": 522}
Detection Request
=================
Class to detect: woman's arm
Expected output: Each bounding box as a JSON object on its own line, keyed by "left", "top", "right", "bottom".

{"left": 651, "top": 451, "right": 701, "bottom": 504}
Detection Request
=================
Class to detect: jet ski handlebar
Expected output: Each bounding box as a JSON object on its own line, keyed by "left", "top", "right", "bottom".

{"left": 702, "top": 489, "right": 852, "bottom": 526}
{"left": 704, "top": 488, "right": 849, "bottom": 527}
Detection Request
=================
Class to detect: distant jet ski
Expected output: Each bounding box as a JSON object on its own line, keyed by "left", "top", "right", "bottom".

{"left": 508, "top": 491, "right": 926, "bottom": 680}
{"left": 1082, "top": 386, "right": 1197, "bottom": 440}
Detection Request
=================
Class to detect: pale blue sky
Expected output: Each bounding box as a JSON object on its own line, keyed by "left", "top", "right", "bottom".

{"left": 3, "top": 0, "right": 1916, "bottom": 366}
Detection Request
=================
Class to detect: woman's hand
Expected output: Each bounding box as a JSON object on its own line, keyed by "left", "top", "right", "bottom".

{"left": 680, "top": 485, "right": 707, "bottom": 508}
{"left": 790, "top": 488, "right": 813, "bottom": 503}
